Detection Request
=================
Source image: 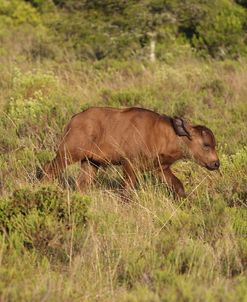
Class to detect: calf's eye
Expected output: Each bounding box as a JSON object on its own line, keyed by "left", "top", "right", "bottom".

{"left": 203, "top": 143, "right": 210, "bottom": 151}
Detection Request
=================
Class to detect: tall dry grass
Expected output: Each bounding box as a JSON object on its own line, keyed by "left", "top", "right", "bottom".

{"left": 0, "top": 54, "right": 247, "bottom": 301}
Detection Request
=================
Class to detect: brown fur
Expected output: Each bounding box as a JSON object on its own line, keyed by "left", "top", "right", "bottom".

{"left": 40, "top": 107, "right": 220, "bottom": 198}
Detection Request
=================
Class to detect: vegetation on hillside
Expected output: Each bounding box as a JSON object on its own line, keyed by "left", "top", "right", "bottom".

{"left": 0, "top": 1, "right": 247, "bottom": 301}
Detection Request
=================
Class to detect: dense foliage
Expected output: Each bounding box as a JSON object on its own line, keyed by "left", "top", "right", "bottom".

{"left": 0, "top": 1, "right": 247, "bottom": 301}
{"left": 1, "top": 0, "right": 247, "bottom": 61}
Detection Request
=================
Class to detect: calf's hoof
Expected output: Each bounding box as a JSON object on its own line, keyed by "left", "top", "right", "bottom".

{"left": 174, "top": 189, "right": 187, "bottom": 200}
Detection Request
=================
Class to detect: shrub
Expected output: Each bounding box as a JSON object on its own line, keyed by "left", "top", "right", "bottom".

{"left": 5, "top": 69, "right": 60, "bottom": 135}
{"left": 192, "top": 0, "right": 247, "bottom": 58}
{"left": 0, "top": 185, "right": 91, "bottom": 262}
{"left": 0, "top": 0, "right": 41, "bottom": 27}
{"left": 101, "top": 88, "right": 163, "bottom": 110}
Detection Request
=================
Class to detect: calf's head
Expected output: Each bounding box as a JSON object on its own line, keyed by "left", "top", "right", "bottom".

{"left": 172, "top": 118, "right": 220, "bottom": 170}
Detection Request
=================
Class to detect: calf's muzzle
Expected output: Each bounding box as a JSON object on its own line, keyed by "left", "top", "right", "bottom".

{"left": 206, "top": 159, "right": 220, "bottom": 171}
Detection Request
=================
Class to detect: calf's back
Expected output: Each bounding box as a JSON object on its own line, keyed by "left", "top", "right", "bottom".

{"left": 61, "top": 107, "right": 175, "bottom": 164}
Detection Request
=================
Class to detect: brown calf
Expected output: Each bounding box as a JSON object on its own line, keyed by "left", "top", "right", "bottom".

{"left": 40, "top": 107, "right": 220, "bottom": 198}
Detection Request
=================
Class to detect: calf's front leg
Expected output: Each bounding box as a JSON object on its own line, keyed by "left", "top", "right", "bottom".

{"left": 157, "top": 166, "right": 186, "bottom": 199}
{"left": 120, "top": 160, "right": 138, "bottom": 202}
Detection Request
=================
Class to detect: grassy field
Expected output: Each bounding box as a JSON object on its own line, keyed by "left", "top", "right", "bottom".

{"left": 0, "top": 55, "right": 247, "bottom": 301}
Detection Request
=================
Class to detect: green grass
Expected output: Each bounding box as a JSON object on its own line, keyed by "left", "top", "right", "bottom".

{"left": 0, "top": 57, "right": 247, "bottom": 301}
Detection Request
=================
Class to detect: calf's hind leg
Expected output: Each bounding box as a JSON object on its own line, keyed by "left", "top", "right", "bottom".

{"left": 39, "top": 128, "right": 89, "bottom": 183}
{"left": 40, "top": 145, "right": 80, "bottom": 182}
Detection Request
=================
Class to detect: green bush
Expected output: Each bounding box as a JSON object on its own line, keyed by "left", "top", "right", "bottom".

{"left": 101, "top": 88, "right": 162, "bottom": 109}
{"left": 0, "top": 185, "right": 91, "bottom": 262}
{"left": 5, "top": 69, "right": 61, "bottom": 136}
{"left": 192, "top": 0, "right": 247, "bottom": 58}
{"left": 0, "top": 0, "right": 41, "bottom": 27}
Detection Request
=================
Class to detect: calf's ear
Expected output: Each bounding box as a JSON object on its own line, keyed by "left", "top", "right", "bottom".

{"left": 171, "top": 117, "right": 191, "bottom": 139}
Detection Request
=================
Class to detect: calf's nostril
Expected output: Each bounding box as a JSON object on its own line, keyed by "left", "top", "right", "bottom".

{"left": 214, "top": 160, "right": 220, "bottom": 168}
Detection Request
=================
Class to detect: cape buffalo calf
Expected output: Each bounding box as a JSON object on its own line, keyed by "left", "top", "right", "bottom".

{"left": 40, "top": 107, "right": 220, "bottom": 198}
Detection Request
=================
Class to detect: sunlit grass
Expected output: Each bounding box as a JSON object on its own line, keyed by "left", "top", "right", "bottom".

{"left": 0, "top": 58, "right": 247, "bottom": 301}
